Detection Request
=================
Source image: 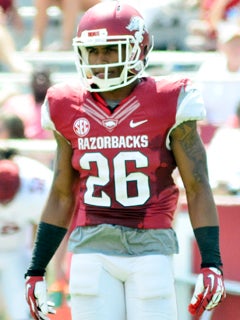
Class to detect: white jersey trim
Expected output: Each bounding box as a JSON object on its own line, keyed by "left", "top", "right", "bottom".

{"left": 166, "top": 84, "right": 206, "bottom": 150}
{"left": 41, "top": 98, "right": 56, "bottom": 131}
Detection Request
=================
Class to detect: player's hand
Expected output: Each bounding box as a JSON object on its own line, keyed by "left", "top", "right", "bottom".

{"left": 25, "top": 276, "right": 56, "bottom": 320}
{"left": 188, "top": 267, "right": 226, "bottom": 317}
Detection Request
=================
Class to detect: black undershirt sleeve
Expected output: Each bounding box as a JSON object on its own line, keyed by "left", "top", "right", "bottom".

{"left": 193, "top": 226, "right": 223, "bottom": 270}
{"left": 25, "top": 222, "right": 67, "bottom": 277}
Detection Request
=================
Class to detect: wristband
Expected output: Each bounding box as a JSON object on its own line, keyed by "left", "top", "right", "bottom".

{"left": 193, "top": 226, "right": 223, "bottom": 269}
{"left": 25, "top": 222, "right": 67, "bottom": 278}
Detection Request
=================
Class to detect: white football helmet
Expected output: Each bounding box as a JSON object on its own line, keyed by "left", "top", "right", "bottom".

{"left": 72, "top": 1, "right": 153, "bottom": 92}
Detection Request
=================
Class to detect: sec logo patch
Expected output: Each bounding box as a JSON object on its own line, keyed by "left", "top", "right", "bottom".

{"left": 73, "top": 118, "right": 90, "bottom": 137}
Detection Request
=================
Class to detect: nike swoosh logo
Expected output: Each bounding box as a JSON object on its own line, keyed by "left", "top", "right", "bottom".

{"left": 208, "top": 274, "right": 215, "bottom": 291}
{"left": 26, "top": 283, "right": 31, "bottom": 292}
{"left": 130, "top": 120, "right": 148, "bottom": 128}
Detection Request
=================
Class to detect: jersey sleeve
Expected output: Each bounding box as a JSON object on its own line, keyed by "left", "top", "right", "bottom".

{"left": 166, "top": 83, "right": 206, "bottom": 149}
{"left": 41, "top": 97, "right": 56, "bottom": 131}
{"left": 41, "top": 82, "right": 85, "bottom": 134}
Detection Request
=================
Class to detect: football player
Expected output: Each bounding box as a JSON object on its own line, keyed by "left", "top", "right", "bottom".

{"left": 0, "top": 148, "right": 53, "bottom": 320}
{"left": 25, "top": 1, "right": 226, "bottom": 320}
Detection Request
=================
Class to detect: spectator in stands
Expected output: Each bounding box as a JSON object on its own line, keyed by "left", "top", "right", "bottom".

{"left": 0, "top": 0, "right": 23, "bottom": 30}
{"left": 0, "top": 111, "right": 25, "bottom": 139}
{"left": 2, "top": 66, "right": 53, "bottom": 139}
{"left": 0, "top": 147, "right": 53, "bottom": 320}
{"left": 24, "top": 0, "right": 101, "bottom": 52}
{"left": 129, "top": 0, "right": 194, "bottom": 51}
{"left": 196, "top": 22, "right": 240, "bottom": 125}
{"left": 0, "top": 82, "right": 19, "bottom": 107}
{"left": 0, "top": 0, "right": 32, "bottom": 72}
{"left": 187, "top": 0, "right": 240, "bottom": 51}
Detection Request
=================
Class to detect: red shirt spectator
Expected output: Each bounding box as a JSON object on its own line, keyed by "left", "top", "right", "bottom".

{"left": 0, "top": 0, "right": 13, "bottom": 13}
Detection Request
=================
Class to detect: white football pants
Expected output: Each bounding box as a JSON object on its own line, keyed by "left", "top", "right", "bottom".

{"left": 69, "top": 253, "right": 177, "bottom": 320}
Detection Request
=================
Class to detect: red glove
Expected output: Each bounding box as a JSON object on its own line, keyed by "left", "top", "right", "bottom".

{"left": 25, "top": 276, "right": 56, "bottom": 320}
{"left": 188, "top": 267, "right": 226, "bottom": 317}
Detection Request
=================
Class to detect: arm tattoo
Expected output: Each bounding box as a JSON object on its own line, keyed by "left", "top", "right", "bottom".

{"left": 175, "top": 121, "right": 209, "bottom": 182}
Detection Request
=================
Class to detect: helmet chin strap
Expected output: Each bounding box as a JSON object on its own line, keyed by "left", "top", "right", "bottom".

{"left": 90, "top": 71, "right": 141, "bottom": 92}
{"left": 92, "top": 75, "right": 123, "bottom": 91}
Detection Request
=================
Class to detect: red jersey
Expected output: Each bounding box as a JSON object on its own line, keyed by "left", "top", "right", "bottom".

{"left": 0, "top": 0, "right": 13, "bottom": 12}
{"left": 43, "top": 77, "right": 205, "bottom": 229}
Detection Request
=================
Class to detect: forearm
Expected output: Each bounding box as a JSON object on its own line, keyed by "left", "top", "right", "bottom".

{"left": 194, "top": 226, "right": 223, "bottom": 268}
{"left": 186, "top": 185, "right": 219, "bottom": 228}
{"left": 186, "top": 186, "right": 222, "bottom": 268}
{"left": 41, "top": 188, "right": 76, "bottom": 228}
{"left": 26, "top": 189, "right": 75, "bottom": 276}
{"left": 25, "top": 222, "right": 67, "bottom": 276}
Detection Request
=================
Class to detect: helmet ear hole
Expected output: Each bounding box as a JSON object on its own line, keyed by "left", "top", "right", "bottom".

{"left": 144, "top": 45, "right": 149, "bottom": 55}
{"left": 143, "top": 46, "right": 148, "bottom": 66}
